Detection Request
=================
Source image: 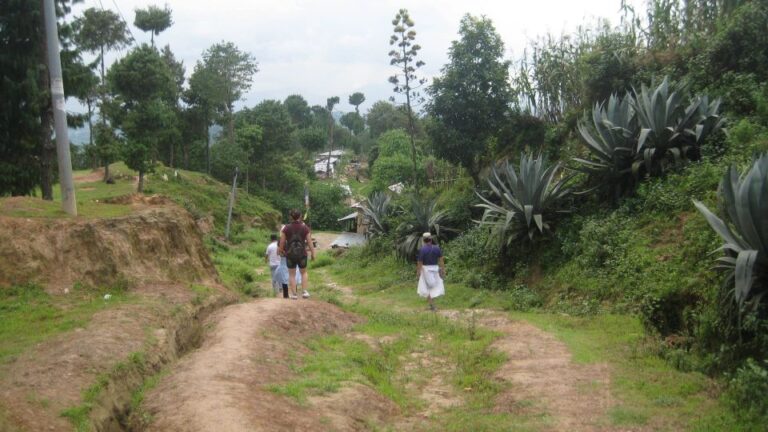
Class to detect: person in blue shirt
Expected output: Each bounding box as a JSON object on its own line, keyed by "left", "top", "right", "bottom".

{"left": 416, "top": 232, "right": 446, "bottom": 311}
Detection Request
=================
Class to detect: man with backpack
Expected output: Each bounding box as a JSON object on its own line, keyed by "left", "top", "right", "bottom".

{"left": 279, "top": 209, "right": 315, "bottom": 300}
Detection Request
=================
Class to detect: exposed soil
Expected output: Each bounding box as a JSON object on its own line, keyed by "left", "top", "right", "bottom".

{"left": 138, "top": 299, "right": 400, "bottom": 431}
{"left": 444, "top": 309, "right": 616, "bottom": 432}
{"left": 0, "top": 205, "right": 219, "bottom": 292}
{"left": 0, "top": 284, "right": 235, "bottom": 432}
{"left": 73, "top": 168, "right": 105, "bottom": 184}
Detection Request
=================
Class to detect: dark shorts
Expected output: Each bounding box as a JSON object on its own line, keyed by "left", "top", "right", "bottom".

{"left": 286, "top": 255, "right": 308, "bottom": 269}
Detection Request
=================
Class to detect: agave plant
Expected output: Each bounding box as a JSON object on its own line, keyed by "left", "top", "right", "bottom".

{"left": 360, "top": 191, "right": 391, "bottom": 237}
{"left": 694, "top": 154, "right": 768, "bottom": 312}
{"left": 477, "top": 153, "right": 575, "bottom": 245}
{"left": 395, "top": 196, "right": 453, "bottom": 260}
{"left": 574, "top": 93, "right": 638, "bottom": 198}
{"left": 631, "top": 77, "right": 725, "bottom": 174}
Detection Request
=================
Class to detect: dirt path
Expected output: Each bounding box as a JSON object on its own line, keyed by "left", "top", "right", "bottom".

{"left": 141, "top": 299, "right": 398, "bottom": 431}
{"left": 443, "top": 309, "right": 615, "bottom": 431}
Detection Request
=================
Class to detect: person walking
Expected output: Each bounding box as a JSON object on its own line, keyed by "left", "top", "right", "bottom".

{"left": 265, "top": 234, "right": 281, "bottom": 297}
{"left": 279, "top": 209, "right": 315, "bottom": 300}
{"left": 417, "top": 232, "right": 445, "bottom": 311}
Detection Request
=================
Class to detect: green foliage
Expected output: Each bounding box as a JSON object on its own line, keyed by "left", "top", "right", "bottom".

{"left": 339, "top": 112, "right": 364, "bottom": 136}
{"left": 348, "top": 92, "right": 365, "bottom": 114}
{"left": 366, "top": 101, "right": 411, "bottom": 139}
{"left": 395, "top": 196, "right": 454, "bottom": 260}
{"left": 694, "top": 154, "right": 768, "bottom": 312}
{"left": 295, "top": 127, "right": 326, "bottom": 154}
{"left": 428, "top": 14, "right": 511, "bottom": 181}
{"left": 133, "top": 4, "right": 173, "bottom": 45}
{"left": 477, "top": 153, "right": 575, "bottom": 244}
{"left": 376, "top": 129, "right": 411, "bottom": 158}
{"left": 725, "top": 358, "right": 768, "bottom": 428}
{"left": 283, "top": 94, "right": 311, "bottom": 128}
{"left": 307, "top": 182, "right": 346, "bottom": 231}
{"left": 360, "top": 191, "right": 392, "bottom": 237}
{"left": 370, "top": 154, "right": 416, "bottom": 191}
{"left": 210, "top": 138, "right": 248, "bottom": 182}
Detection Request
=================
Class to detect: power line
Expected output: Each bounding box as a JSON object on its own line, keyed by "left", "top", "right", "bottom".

{"left": 109, "top": 0, "right": 136, "bottom": 45}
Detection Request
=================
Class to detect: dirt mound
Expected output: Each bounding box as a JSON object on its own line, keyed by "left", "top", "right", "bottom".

{"left": 101, "top": 193, "right": 172, "bottom": 206}
{"left": 0, "top": 205, "right": 219, "bottom": 292}
{"left": 139, "top": 299, "right": 398, "bottom": 431}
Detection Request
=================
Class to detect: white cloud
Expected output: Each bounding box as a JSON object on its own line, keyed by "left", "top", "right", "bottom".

{"left": 68, "top": 0, "right": 643, "bottom": 114}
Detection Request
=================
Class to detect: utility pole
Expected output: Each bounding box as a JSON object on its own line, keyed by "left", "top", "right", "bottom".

{"left": 43, "top": 0, "right": 77, "bottom": 216}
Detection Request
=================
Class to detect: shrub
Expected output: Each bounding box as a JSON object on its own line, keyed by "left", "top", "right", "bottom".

{"left": 725, "top": 359, "right": 768, "bottom": 426}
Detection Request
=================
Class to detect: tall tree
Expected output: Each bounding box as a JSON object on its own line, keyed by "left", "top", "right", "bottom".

{"left": 186, "top": 62, "right": 217, "bottom": 173}
{"left": 108, "top": 44, "right": 176, "bottom": 192}
{"left": 73, "top": 7, "right": 132, "bottom": 181}
{"left": 199, "top": 41, "right": 258, "bottom": 144}
{"left": 427, "top": 15, "right": 511, "bottom": 183}
{"left": 325, "top": 96, "right": 340, "bottom": 175}
{"left": 366, "top": 100, "right": 410, "bottom": 138}
{"left": 284, "top": 94, "right": 312, "bottom": 128}
{"left": 133, "top": 4, "right": 172, "bottom": 47}
{"left": 340, "top": 112, "right": 364, "bottom": 136}
{"left": 160, "top": 45, "right": 184, "bottom": 168}
{"left": 388, "top": 9, "right": 426, "bottom": 190}
{"left": 348, "top": 92, "right": 366, "bottom": 114}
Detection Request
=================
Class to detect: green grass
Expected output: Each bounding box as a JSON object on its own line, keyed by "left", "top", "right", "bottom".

{"left": 323, "top": 247, "right": 747, "bottom": 431}
{"left": 208, "top": 228, "right": 274, "bottom": 296}
{"left": 0, "top": 284, "right": 131, "bottom": 365}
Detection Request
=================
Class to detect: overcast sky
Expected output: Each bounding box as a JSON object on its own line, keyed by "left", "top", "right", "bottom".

{"left": 69, "top": 0, "right": 642, "bottom": 114}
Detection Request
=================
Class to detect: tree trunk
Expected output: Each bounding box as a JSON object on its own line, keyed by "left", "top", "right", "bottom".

{"left": 326, "top": 114, "right": 335, "bottom": 176}
{"left": 100, "top": 45, "right": 111, "bottom": 183}
{"left": 205, "top": 113, "right": 211, "bottom": 174}
{"left": 137, "top": 170, "right": 144, "bottom": 193}
{"left": 169, "top": 140, "right": 174, "bottom": 168}
{"left": 38, "top": 7, "right": 54, "bottom": 200}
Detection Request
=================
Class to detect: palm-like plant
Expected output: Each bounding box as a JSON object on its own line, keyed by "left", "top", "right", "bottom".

{"left": 574, "top": 93, "right": 637, "bottom": 198}
{"left": 360, "top": 191, "right": 392, "bottom": 238}
{"left": 395, "top": 196, "right": 453, "bottom": 260}
{"left": 694, "top": 154, "right": 768, "bottom": 312}
{"left": 477, "top": 153, "right": 574, "bottom": 245}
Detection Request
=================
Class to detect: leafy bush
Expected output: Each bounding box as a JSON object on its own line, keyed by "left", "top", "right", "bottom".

{"left": 725, "top": 359, "right": 768, "bottom": 427}
{"left": 477, "top": 153, "right": 575, "bottom": 245}
{"left": 371, "top": 154, "right": 419, "bottom": 190}
{"left": 307, "top": 182, "right": 347, "bottom": 231}
{"left": 376, "top": 129, "right": 412, "bottom": 158}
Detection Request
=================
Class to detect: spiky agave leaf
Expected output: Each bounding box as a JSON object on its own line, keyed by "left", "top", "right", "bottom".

{"left": 361, "top": 191, "right": 391, "bottom": 237}
{"left": 477, "top": 153, "right": 574, "bottom": 244}
{"left": 395, "top": 196, "right": 455, "bottom": 260}
{"left": 694, "top": 153, "right": 768, "bottom": 310}
{"left": 574, "top": 93, "right": 638, "bottom": 197}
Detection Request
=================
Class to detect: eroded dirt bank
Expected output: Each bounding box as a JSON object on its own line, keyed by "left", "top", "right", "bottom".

{"left": 0, "top": 205, "right": 219, "bottom": 292}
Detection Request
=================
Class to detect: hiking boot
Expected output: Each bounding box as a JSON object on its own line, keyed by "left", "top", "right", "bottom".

{"left": 290, "top": 294, "right": 298, "bottom": 300}
{"left": 429, "top": 303, "right": 437, "bottom": 312}
{"left": 302, "top": 290, "right": 310, "bottom": 299}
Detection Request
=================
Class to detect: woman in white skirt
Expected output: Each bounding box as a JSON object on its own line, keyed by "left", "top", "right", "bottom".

{"left": 417, "top": 232, "right": 446, "bottom": 311}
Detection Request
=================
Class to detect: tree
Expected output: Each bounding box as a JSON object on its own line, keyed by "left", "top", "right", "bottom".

{"left": 427, "top": 15, "right": 511, "bottom": 183}
{"left": 366, "top": 100, "right": 410, "bottom": 138}
{"left": 296, "top": 127, "right": 326, "bottom": 155}
{"left": 186, "top": 62, "right": 217, "bottom": 173}
{"left": 133, "top": 4, "right": 172, "bottom": 47}
{"left": 389, "top": 8, "right": 426, "bottom": 190}
{"left": 284, "top": 94, "right": 311, "bottom": 128}
{"left": 160, "top": 45, "right": 185, "bottom": 168}
{"left": 108, "top": 44, "right": 176, "bottom": 192}
{"left": 348, "top": 92, "right": 366, "bottom": 114}
{"left": 73, "top": 7, "right": 132, "bottom": 181}
{"left": 199, "top": 42, "right": 258, "bottom": 144}
{"left": 325, "top": 96, "right": 340, "bottom": 175}
{"left": 340, "top": 112, "right": 365, "bottom": 136}
{"left": 236, "top": 100, "right": 294, "bottom": 188}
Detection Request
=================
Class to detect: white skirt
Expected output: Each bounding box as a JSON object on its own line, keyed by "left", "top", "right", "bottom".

{"left": 417, "top": 265, "right": 445, "bottom": 298}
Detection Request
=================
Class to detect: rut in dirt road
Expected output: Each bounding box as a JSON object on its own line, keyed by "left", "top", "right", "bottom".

{"left": 138, "top": 299, "right": 398, "bottom": 431}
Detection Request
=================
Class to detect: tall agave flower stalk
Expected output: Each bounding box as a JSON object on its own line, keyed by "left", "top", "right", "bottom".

{"left": 477, "top": 153, "right": 574, "bottom": 245}
{"left": 694, "top": 154, "right": 768, "bottom": 312}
